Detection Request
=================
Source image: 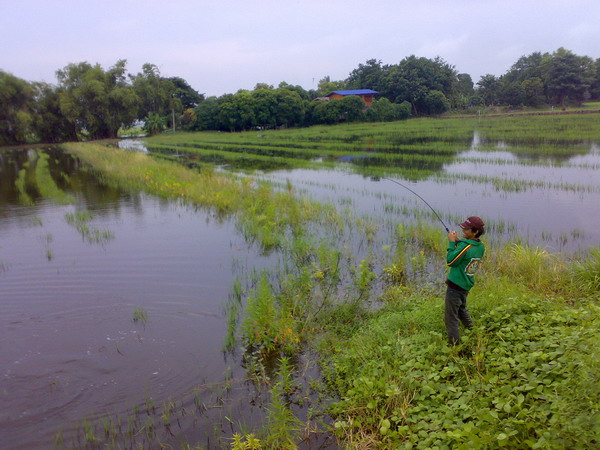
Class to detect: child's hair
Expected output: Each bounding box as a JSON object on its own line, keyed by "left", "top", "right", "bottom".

{"left": 473, "top": 227, "right": 485, "bottom": 238}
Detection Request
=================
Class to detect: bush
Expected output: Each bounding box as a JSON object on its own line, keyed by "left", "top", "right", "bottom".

{"left": 423, "top": 90, "right": 450, "bottom": 115}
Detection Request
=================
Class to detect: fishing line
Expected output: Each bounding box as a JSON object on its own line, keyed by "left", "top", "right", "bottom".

{"left": 383, "top": 177, "right": 449, "bottom": 232}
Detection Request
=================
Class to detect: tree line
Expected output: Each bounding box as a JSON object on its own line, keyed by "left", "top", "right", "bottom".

{"left": 2, "top": 47, "right": 599, "bottom": 145}
{"left": 0, "top": 61, "right": 203, "bottom": 145}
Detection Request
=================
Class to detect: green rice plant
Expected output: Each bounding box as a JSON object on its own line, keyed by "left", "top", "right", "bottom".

{"left": 353, "top": 258, "right": 377, "bottom": 300}
{"left": 231, "top": 433, "right": 262, "bottom": 449}
{"left": 260, "top": 357, "right": 304, "bottom": 449}
{"left": 160, "top": 400, "right": 174, "bottom": 427}
{"left": 311, "top": 241, "right": 342, "bottom": 303}
{"left": 223, "top": 301, "right": 239, "bottom": 352}
{"left": 82, "top": 417, "right": 97, "bottom": 445}
{"left": 382, "top": 261, "right": 406, "bottom": 286}
{"left": 241, "top": 273, "right": 299, "bottom": 356}
{"left": 65, "top": 210, "right": 114, "bottom": 244}
{"left": 146, "top": 114, "right": 600, "bottom": 176}
{"left": 132, "top": 307, "right": 148, "bottom": 325}
{"left": 54, "top": 430, "right": 64, "bottom": 448}
{"left": 62, "top": 143, "right": 335, "bottom": 252}
{"left": 277, "top": 357, "right": 298, "bottom": 397}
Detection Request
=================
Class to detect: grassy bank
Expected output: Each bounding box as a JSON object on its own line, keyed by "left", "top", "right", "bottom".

{"left": 323, "top": 246, "right": 600, "bottom": 448}
{"left": 59, "top": 136, "right": 600, "bottom": 448}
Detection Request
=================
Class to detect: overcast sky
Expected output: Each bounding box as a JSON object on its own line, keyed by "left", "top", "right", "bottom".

{"left": 1, "top": 0, "right": 599, "bottom": 97}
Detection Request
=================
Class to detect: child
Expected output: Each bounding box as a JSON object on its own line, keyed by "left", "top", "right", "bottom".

{"left": 445, "top": 216, "right": 485, "bottom": 345}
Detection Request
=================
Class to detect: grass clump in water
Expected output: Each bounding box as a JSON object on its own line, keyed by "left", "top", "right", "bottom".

{"left": 132, "top": 307, "right": 148, "bottom": 325}
{"left": 65, "top": 210, "right": 114, "bottom": 244}
{"left": 241, "top": 273, "right": 301, "bottom": 358}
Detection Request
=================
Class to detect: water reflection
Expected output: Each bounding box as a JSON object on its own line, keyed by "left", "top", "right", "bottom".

{"left": 0, "top": 147, "right": 272, "bottom": 448}
{"left": 117, "top": 139, "right": 148, "bottom": 152}
{"left": 0, "top": 148, "right": 142, "bottom": 224}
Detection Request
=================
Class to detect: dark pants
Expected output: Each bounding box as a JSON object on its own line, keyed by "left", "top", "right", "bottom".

{"left": 444, "top": 285, "right": 473, "bottom": 345}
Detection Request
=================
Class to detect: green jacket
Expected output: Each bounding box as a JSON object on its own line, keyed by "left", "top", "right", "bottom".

{"left": 446, "top": 238, "right": 485, "bottom": 291}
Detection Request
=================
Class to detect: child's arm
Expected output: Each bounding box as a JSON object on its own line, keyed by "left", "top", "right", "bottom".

{"left": 447, "top": 241, "right": 472, "bottom": 266}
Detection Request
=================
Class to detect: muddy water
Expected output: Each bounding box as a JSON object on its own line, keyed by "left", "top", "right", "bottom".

{"left": 0, "top": 148, "right": 274, "bottom": 448}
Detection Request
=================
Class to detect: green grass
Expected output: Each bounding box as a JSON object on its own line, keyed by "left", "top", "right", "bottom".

{"left": 324, "top": 291, "right": 600, "bottom": 448}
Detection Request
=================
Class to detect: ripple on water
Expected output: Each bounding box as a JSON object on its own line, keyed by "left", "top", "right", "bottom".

{"left": 0, "top": 181, "right": 256, "bottom": 448}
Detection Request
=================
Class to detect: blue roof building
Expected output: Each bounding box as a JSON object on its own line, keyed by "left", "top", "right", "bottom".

{"left": 325, "top": 89, "right": 378, "bottom": 106}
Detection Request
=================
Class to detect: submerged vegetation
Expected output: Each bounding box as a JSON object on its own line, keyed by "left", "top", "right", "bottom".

{"left": 65, "top": 210, "right": 114, "bottom": 244}
{"left": 55, "top": 112, "right": 600, "bottom": 448}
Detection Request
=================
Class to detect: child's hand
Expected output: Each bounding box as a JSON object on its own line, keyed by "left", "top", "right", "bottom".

{"left": 448, "top": 231, "right": 458, "bottom": 242}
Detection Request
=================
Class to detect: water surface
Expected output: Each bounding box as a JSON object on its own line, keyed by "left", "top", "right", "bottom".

{"left": 0, "top": 148, "right": 273, "bottom": 448}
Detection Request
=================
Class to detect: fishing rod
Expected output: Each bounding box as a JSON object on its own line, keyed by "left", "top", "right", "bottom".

{"left": 383, "top": 177, "right": 449, "bottom": 233}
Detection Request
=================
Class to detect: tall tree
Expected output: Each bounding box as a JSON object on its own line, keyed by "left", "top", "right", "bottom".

{"left": 476, "top": 74, "right": 501, "bottom": 106}
{"left": 338, "top": 95, "right": 365, "bottom": 122}
{"left": 377, "top": 55, "right": 457, "bottom": 115}
{"left": 504, "top": 52, "right": 548, "bottom": 84}
{"left": 316, "top": 76, "right": 346, "bottom": 97}
{"left": 30, "top": 82, "right": 77, "bottom": 143}
{"left": 346, "top": 59, "right": 384, "bottom": 90}
{"left": 545, "top": 48, "right": 591, "bottom": 105}
{"left": 590, "top": 58, "right": 600, "bottom": 100}
{"left": 278, "top": 81, "right": 311, "bottom": 101}
{"left": 498, "top": 80, "right": 525, "bottom": 106}
{"left": 273, "top": 89, "right": 305, "bottom": 127}
{"left": 217, "top": 91, "right": 255, "bottom": 131}
{"left": 423, "top": 90, "right": 451, "bottom": 114}
{"left": 521, "top": 77, "right": 545, "bottom": 106}
{"left": 453, "top": 73, "right": 475, "bottom": 108}
{"left": 251, "top": 88, "right": 278, "bottom": 128}
{"left": 130, "top": 63, "right": 171, "bottom": 119}
{"left": 56, "top": 60, "right": 139, "bottom": 139}
{"left": 167, "top": 76, "right": 204, "bottom": 110}
{"left": 0, "top": 70, "right": 34, "bottom": 145}
{"left": 192, "top": 96, "right": 220, "bottom": 131}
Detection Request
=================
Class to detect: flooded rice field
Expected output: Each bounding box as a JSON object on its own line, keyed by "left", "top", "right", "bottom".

{"left": 0, "top": 148, "right": 282, "bottom": 448}
{"left": 217, "top": 133, "right": 600, "bottom": 253}
{"left": 2, "top": 119, "right": 600, "bottom": 448}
